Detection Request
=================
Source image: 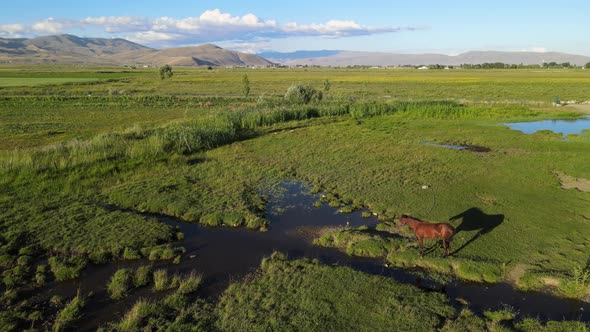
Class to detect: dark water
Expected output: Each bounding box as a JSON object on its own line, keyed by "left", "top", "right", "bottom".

{"left": 37, "top": 181, "right": 590, "bottom": 330}
{"left": 505, "top": 116, "right": 590, "bottom": 136}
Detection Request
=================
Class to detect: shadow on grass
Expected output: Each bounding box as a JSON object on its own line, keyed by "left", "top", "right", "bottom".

{"left": 448, "top": 208, "right": 504, "bottom": 256}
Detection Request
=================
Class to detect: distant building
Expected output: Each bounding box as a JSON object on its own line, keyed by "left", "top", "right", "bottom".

{"left": 418, "top": 66, "right": 429, "bottom": 70}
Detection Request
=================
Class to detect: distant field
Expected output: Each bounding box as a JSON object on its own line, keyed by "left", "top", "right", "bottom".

{"left": 0, "top": 77, "right": 99, "bottom": 87}
{"left": 1, "top": 66, "right": 590, "bottom": 101}
{"left": 1, "top": 66, "right": 590, "bottom": 150}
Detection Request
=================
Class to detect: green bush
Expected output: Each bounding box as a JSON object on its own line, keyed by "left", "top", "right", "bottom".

{"left": 116, "top": 299, "right": 156, "bottom": 332}
{"left": 107, "top": 268, "right": 133, "bottom": 300}
{"left": 53, "top": 292, "right": 86, "bottom": 332}
{"left": 284, "top": 84, "right": 323, "bottom": 104}
{"left": 35, "top": 264, "right": 47, "bottom": 286}
{"left": 177, "top": 271, "right": 202, "bottom": 294}
{"left": 440, "top": 309, "right": 486, "bottom": 332}
{"left": 153, "top": 269, "right": 169, "bottom": 291}
{"left": 222, "top": 212, "right": 244, "bottom": 227}
{"left": 48, "top": 256, "right": 87, "bottom": 281}
{"left": 337, "top": 206, "right": 354, "bottom": 214}
{"left": 483, "top": 307, "right": 516, "bottom": 323}
{"left": 134, "top": 266, "right": 152, "bottom": 287}
{"left": 201, "top": 212, "right": 223, "bottom": 227}
{"left": 88, "top": 251, "right": 111, "bottom": 264}
{"left": 122, "top": 248, "right": 141, "bottom": 260}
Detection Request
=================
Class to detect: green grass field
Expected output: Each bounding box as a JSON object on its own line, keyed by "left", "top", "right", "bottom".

{"left": 1, "top": 65, "right": 589, "bottom": 331}
{"left": 0, "top": 77, "right": 101, "bottom": 87}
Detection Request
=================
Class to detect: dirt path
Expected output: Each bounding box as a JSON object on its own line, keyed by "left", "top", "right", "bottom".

{"left": 566, "top": 104, "right": 590, "bottom": 114}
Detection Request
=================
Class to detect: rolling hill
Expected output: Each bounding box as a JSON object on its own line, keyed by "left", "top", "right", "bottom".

{"left": 104, "top": 44, "right": 274, "bottom": 67}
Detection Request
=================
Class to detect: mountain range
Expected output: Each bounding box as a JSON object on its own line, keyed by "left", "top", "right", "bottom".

{"left": 259, "top": 50, "right": 590, "bottom": 67}
{"left": 0, "top": 34, "right": 273, "bottom": 67}
{"left": 1, "top": 34, "right": 589, "bottom": 67}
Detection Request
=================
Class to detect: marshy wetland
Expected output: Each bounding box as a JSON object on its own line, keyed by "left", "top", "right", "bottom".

{"left": 1, "top": 66, "right": 590, "bottom": 331}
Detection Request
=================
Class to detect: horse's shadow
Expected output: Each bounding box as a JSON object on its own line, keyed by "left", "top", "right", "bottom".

{"left": 448, "top": 207, "right": 504, "bottom": 256}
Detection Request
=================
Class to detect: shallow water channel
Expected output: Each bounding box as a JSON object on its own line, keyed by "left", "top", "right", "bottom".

{"left": 38, "top": 181, "right": 590, "bottom": 330}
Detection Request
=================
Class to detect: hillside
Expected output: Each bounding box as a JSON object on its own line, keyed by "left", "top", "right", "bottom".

{"left": 105, "top": 44, "right": 274, "bottom": 67}
{"left": 0, "top": 34, "right": 151, "bottom": 64}
{"left": 0, "top": 35, "right": 274, "bottom": 67}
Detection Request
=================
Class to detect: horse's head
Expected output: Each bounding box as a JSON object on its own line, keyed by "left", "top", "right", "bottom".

{"left": 396, "top": 214, "right": 409, "bottom": 227}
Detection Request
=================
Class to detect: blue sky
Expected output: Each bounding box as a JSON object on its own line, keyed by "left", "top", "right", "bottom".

{"left": 1, "top": 0, "right": 588, "bottom": 55}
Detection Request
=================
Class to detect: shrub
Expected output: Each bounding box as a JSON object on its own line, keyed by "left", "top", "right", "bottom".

{"left": 440, "top": 309, "right": 486, "bottom": 332}
{"left": 223, "top": 212, "right": 244, "bottom": 227}
{"left": 201, "top": 212, "right": 223, "bottom": 227}
{"left": 2, "top": 265, "right": 30, "bottom": 288}
{"left": 146, "top": 245, "right": 184, "bottom": 261}
{"left": 133, "top": 266, "right": 152, "bottom": 287}
{"left": 177, "top": 271, "right": 202, "bottom": 294}
{"left": 35, "top": 265, "right": 47, "bottom": 286}
{"left": 88, "top": 251, "right": 110, "bottom": 264}
{"left": 483, "top": 306, "right": 516, "bottom": 323}
{"left": 284, "top": 84, "right": 323, "bottom": 104}
{"left": 48, "top": 256, "right": 87, "bottom": 281}
{"left": 117, "top": 299, "right": 156, "bottom": 332}
{"left": 245, "top": 215, "right": 266, "bottom": 229}
{"left": 337, "top": 206, "right": 354, "bottom": 214}
{"left": 108, "top": 269, "right": 133, "bottom": 300}
{"left": 159, "top": 65, "right": 173, "bottom": 80}
{"left": 153, "top": 269, "right": 169, "bottom": 291}
{"left": 122, "top": 248, "right": 141, "bottom": 260}
{"left": 53, "top": 292, "right": 86, "bottom": 332}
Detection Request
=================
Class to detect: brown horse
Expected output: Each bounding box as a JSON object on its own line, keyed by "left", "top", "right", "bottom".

{"left": 398, "top": 215, "right": 454, "bottom": 257}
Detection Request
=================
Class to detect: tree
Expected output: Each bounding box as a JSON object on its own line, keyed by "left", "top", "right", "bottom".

{"left": 323, "top": 79, "right": 331, "bottom": 93}
{"left": 585, "top": 62, "right": 590, "bottom": 69}
{"left": 159, "top": 64, "right": 173, "bottom": 80}
{"left": 241, "top": 74, "right": 250, "bottom": 97}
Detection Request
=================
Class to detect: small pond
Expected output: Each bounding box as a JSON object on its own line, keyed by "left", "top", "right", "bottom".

{"left": 505, "top": 116, "right": 590, "bottom": 137}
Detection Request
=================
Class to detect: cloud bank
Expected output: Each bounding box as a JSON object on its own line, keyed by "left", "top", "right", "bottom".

{"left": 0, "top": 9, "right": 424, "bottom": 48}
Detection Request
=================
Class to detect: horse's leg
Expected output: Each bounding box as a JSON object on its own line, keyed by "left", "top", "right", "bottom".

{"left": 418, "top": 237, "right": 424, "bottom": 257}
{"left": 442, "top": 238, "right": 448, "bottom": 257}
{"left": 446, "top": 237, "right": 451, "bottom": 256}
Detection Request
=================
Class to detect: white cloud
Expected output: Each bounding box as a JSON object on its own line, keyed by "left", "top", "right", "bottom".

{"left": 0, "top": 9, "right": 423, "bottom": 47}
{"left": 0, "top": 24, "right": 28, "bottom": 36}
{"left": 82, "top": 16, "right": 149, "bottom": 33}
{"left": 31, "top": 18, "right": 81, "bottom": 34}
{"left": 216, "top": 39, "right": 273, "bottom": 54}
{"left": 126, "top": 31, "right": 182, "bottom": 45}
{"left": 198, "top": 9, "right": 275, "bottom": 28}
{"left": 521, "top": 47, "right": 547, "bottom": 53}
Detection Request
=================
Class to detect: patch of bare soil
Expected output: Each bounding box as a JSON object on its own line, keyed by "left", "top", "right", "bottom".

{"left": 507, "top": 264, "right": 528, "bottom": 284}
{"left": 566, "top": 104, "right": 590, "bottom": 114}
{"left": 556, "top": 172, "right": 590, "bottom": 192}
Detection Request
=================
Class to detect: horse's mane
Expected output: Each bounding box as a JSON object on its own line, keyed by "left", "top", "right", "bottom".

{"left": 401, "top": 214, "right": 424, "bottom": 222}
